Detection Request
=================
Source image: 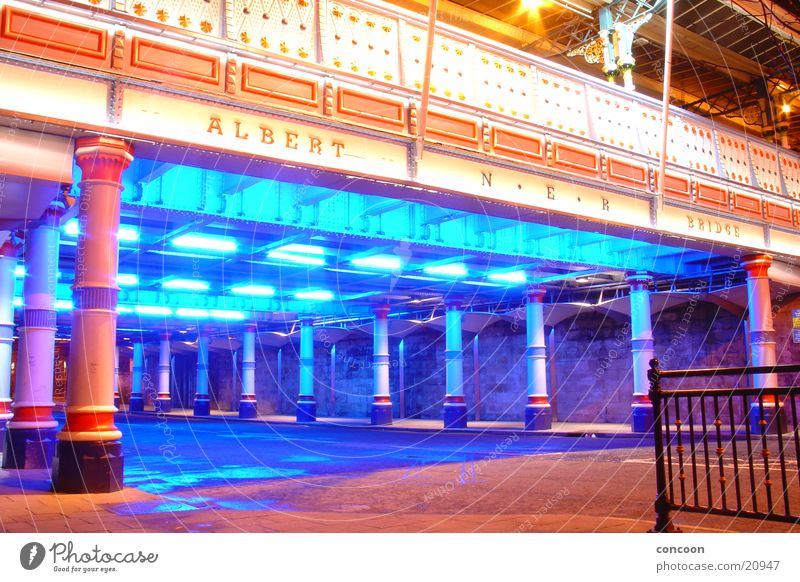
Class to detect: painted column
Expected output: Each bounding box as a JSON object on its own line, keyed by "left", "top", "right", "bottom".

{"left": 296, "top": 316, "right": 316, "bottom": 422}
{"left": 113, "top": 346, "right": 120, "bottom": 409}
{"left": 628, "top": 274, "right": 655, "bottom": 433}
{"left": 525, "top": 286, "right": 552, "bottom": 430}
{"left": 52, "top": 136, "right": 133, "bottom": 493}
{"left": 4, "top": 202, "right": 63, "bottom": 469}
{"left": 239, "top": 323, "right": 258, "bottom": 418}
{"left": 371, "top": 305, "right": 392, "bottom": 425}
{"left": 742, "top": 254, "right": 783, "bottom": 432}
{"left": 156, "top": 332, "right": 172, "bottom": 412}
{"left": 443, "top": 301, "right": 467, "bottom": 428}
{"left": 193, "top": 328, "right": 210, "bottom": 416}
{"left": 0, "top": 238, "right": 19, "bottom": 441}
{"left": 128, "top": 342, "right": 144, "bottom": 412}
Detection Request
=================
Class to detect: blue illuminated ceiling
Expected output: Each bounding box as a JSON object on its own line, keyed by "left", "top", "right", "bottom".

{"left": 28, "top": 155, "right": 735, "bottom": 338}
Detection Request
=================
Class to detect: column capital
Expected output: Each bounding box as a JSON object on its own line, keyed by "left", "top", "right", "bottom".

{"left": 0, "top": 235, "right": 22, "bottom": 258}
{"left": 74, "top": 136, "right": 134, "bottom": 182}
{"left": 160, "top": 331, "right": 171, "bottom": 342}
{"left": 244, "top": 323, "right": 258, "bottom": 333}
{"left": 299, "top": 315, "right": 315, "bottom": 326}
{"left": 373, "top": 304, "right": 390, "bottom": 319}
{"left": 525, "top": 285, "right": 546, "bottom": 303}
{"left": 741, "top": 254, "right": 772, "bottom": 278}
{"left": 445, "top": 300, "right": 462, "bottom": 311}
{"left": 627, "top": 273, "right": 653, "bottom": 291}
{"left": 41, "top": 199, "right": 67, "bottom": 226}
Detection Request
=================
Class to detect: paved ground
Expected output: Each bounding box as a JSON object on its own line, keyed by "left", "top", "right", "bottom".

{"left": 0, "top": 412, "right": 797, "bottom": 533}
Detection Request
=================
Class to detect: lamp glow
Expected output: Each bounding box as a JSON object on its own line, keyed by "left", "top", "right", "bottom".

{"left": 351, "top": 255, "right": 402, "bottom": 270}
{"left": 487, "top": 270, "right": 527, "bottom": 284}
{"left": 267, "top": 250, "right": 325, "bottom": 266}
{"left": 177, "top": 308, "right": 210, "bottom": 318}
{"left": 13, "top": 266, "right": 24, "bottom": 277}
{"left": 12, "top": 297, "right": 22, "bottom": 307}
{"left": 117, "top": 273, "right": 139, "bottom": 286}
{"left": 231, "top": 284, "right": 276, "bottom": 296}
{"left": 63, "top": 219, "right": 80, "bottom": 236}
{"left": 162, "top": 279, "right": 210, "bottom": 291}
{"left": 295, "top": 290, "right": 334, "bottom": 301}
{"left": 118, "top": 226, "right": 139, "bottom": 242}
{"left": 172, "top": 234, "right": 238, "bottom": 252}
{"left": 423, "top": 263, "right": 468, "bottom": 277}
{"left": 210, "top": 309, "right": 246, "bottom": 320}
{"left": 135, "top": 305, "right": 173, "bottom": 316}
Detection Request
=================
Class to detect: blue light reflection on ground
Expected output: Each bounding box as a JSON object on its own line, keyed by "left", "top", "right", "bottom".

{"left": 100, "top": 414, "right": 648, "bottom": 516}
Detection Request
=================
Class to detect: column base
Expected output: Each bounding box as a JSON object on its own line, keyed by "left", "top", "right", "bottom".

{"left": 749, "top": 403, "right": 787, "bottom": 435}
{"left": 371, "top": 403, "right": 393, "bottom": 426}
{"left": 525, "top": 405, "right": 552, "bottom": 431}
{"left": 2, "top": 427, "right": 57, "bottom": 469}
{"left": 631, "top": 404, "right": 654, "bottom": 434}
{"left": 51, "top": 440, "right": 124, "bottom": 493}
{"left": 239, "top": 399, "right": 258, "bottom": 419}
{"left": 443, "top": 403, "right": 467, "bottom": 429}
{"left": 128, "top": 395, "right": 144, "bottom": 412}
{"left": 154, "top": 397, "right": 172, "bottom": 413}
{"left": 193, "top": 397, "right": 210, "bottom": 416}
{"left": 296, "top": 399, "right": 317, "bottom": 422}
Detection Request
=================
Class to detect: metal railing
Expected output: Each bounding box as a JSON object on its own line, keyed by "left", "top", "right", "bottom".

{"left": 648, "top": 358, "right": 800, "bottom": 532}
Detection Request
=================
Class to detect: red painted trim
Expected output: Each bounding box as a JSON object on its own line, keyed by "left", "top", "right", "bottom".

{"left": 527, "top": 396, "right": 549, "bottom": 405}
{"left": 297, "top": 395, "right": 316, "bottom": 402}
{"left": 373, "top": 396, "right": 392, "bottom": 403}
{"left": 445, "top": 395, "right": 465, "bottom": 404}
{"left": 240, "top": 394, "right": 257, "bottom": 401}
{"left": 241, "top": 63, "right": 319, "bottom": 108}
{"left": 10, "top": 405, "right": 54, "bottom": 423}
{"left": 633, "top": 394, "right": 651, "bottom": 405}
{"left": 63, "top": 411, "right": 117, "bottom": 433}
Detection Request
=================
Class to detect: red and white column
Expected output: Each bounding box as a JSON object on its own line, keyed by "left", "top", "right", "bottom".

{"left": 128, "top": 341, "right": 145, "bottom": 412}
{"left": 113, "top": 346, "right": 120, "bottom": 409}
{"left": 0, "top": 238, "right": 19, "bottom": 441}
{"left": 371, "top": 304, "right": 392, "bottom": 425}
{"left": 525, "top": 286, "right": 552, "bottom": 430}
{"left": 296, "top": 316, "right": 316, "bottom": 422}
{"left": 4, "top": 201, "right": 63, "bottom": 469}
{"left": 239, "top": 323, "right": 258, "bottom": 418}
{"left": 193, "top": 328, "right": 210, "bottom": 416}
{"left": 443, "top": 301, "right": 467, "bottom": 428}
{"left": 156, "top": 332, "right": 172, "bottom": 412}
{"left": 52, "top": 136, "right": 133, "bottom": 493}
{"left": 628, "top": 274, "right": 655, "bottom": 433}
{"left": 742, "top": 254, "right": 783, "bottom": 432}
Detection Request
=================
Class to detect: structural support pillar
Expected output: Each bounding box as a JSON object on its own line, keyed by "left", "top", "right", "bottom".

{"left": 4, "top": 202, "right": 63, "bottom": 469}
{"left": 0, "top": 238, "right": 19, "bottom": 442}
{"left": 296, "top": 316, "right": 316, "bottom": 422}
{"left": 443, "top": 301, "right": 467, "bottom": 428}
{"left": 525, "top": 286, "right": 552, "bottom": 430}
{"left": 193, "top": 329, "right": 210, "bottom": 416}
{"left": 742, "top": 254, "right": 784, "bottom": 432}
{"left": 113, "top": 346, "right": 120, "bottom": 409}
{"left": 371, "top": 305, "right": 392, "bottom": 425}
{"left": 239, "top": 324, "right": 258, "bottom": 418}
{"left": 128, "top": 342, "right": 144, "bottom": 411}
{"left": 52, "top": 136, "right": 133, "bottom": 493}
{"left": 156, "top": 332, "right": 172, "bottom": 412}
{"left": 629, "top": 274, "right": 654, "bottom": 433}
